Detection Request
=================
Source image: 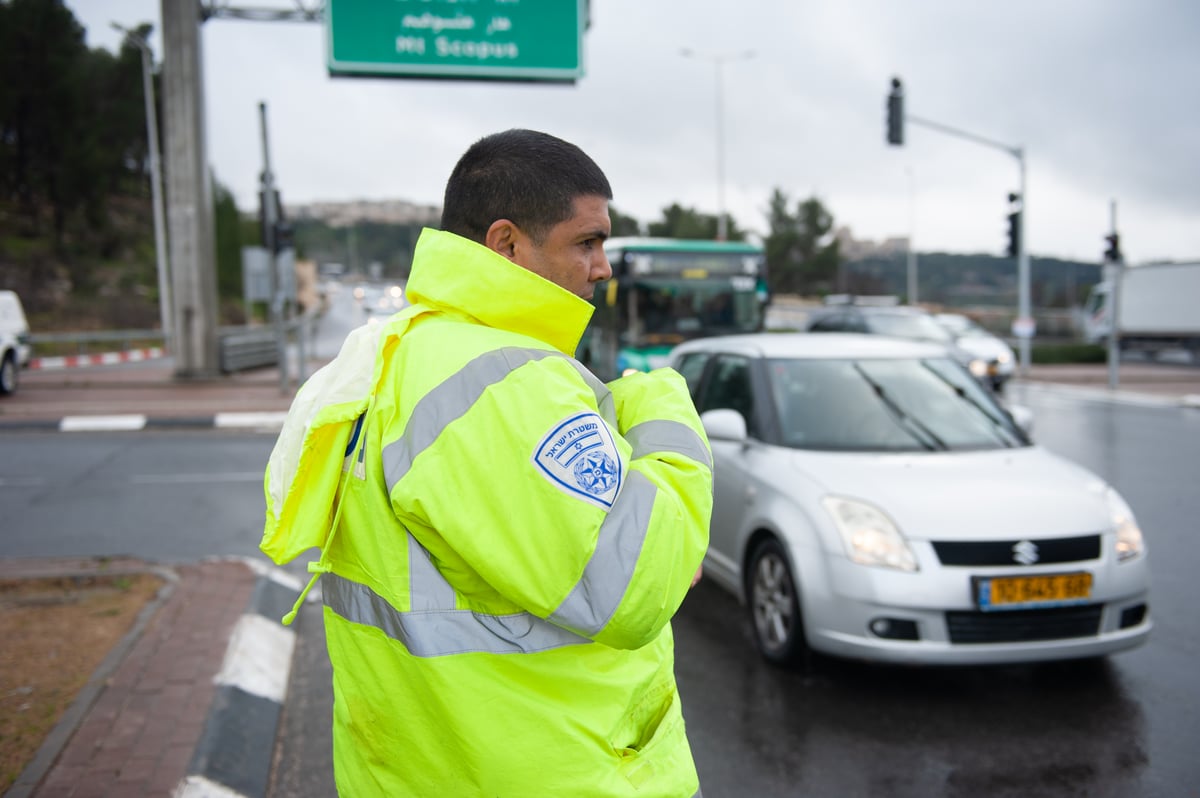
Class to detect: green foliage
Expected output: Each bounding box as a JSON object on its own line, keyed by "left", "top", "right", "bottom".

{"left": 1032, "top": 343, "right": 1107, "bottom": 364}
{"left": 609, "top": 205, "right": 642, "bottom": 236}
{"left": 764, "top": 189, "right": 841, "bottom": 295}
{"left": 293, "top": 219, "right": 424, "bottom": 280}
{"left": 213, "top": 178, "right": 243, "bottom": 300}
{"left": 845, "top": 252, "right": 1101, "bottom": 309}
{"left": 646, "top": 203, "right": 745, "bottom": 241}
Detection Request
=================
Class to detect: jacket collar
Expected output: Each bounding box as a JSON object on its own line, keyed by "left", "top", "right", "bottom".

{"left": 405, "top": 228, "right": 595, "bottom": 356}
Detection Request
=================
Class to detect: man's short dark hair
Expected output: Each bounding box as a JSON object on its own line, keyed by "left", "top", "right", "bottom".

{"left": 441, "top": 129, "right": 613, "bottom": 245}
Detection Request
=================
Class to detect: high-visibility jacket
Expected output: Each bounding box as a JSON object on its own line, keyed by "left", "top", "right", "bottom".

{"left": 262, "top": 228, "right": 712, "bottom": 797}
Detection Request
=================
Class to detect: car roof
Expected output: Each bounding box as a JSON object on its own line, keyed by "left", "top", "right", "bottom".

{"left": 669, "top": 332, "right": 952, "bottom": 361}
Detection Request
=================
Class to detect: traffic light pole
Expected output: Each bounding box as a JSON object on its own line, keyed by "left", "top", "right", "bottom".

{"left": 903, "top": 113, "right": 1032, "bottom": 376}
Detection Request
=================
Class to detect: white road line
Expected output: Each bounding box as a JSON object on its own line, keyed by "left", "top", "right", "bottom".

{"left": 214, "top": 412, "right": 288, "bottom": 429}
{"left": 60, "top": 415, "right": 148, "bottom": 432}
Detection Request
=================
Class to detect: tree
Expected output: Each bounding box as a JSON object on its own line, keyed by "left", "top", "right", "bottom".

{"left": 763, "top": 189, "right": 840, "bottom": 295}
{"left": 608, "top": 205, "right": 642, "bottom": 237}
{"left": 213, "top": 177, "right": 243, "bottom": 302}
{"left": 647, "top": 203, "right": 745, "bottom": 241}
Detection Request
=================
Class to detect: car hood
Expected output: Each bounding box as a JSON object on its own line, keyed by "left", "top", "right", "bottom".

{"left": 953, "top": 334, "right": 1013, "bottom": 361}
{"left": 791, "top": 446, "right": 1112, "bottom": 541}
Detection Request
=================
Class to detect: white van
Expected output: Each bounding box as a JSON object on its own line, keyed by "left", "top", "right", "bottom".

{"left": 0, "top": 290, "right": 31, "bottom": 395}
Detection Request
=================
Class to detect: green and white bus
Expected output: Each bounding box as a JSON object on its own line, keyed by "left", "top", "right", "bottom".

{"left": 578, "top": 237, "right": 769, "bottom": 380}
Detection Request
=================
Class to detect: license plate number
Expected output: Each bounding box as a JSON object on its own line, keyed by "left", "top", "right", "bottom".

{"left": 974, "top": 572, "right": 1093, "bottom": 611}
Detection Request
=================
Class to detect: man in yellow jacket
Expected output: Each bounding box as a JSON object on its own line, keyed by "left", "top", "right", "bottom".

{"left": 263, "top": 129, "right": 712, "bottom": 796}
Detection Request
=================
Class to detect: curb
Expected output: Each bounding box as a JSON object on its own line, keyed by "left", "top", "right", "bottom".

{"left": 0, "top": 412, "right": 288, "bottom": 433}
{"left": 174, "top": 561, "right": 304, "bottom": 798}
{"left": 27, "top": 347, "right": 166, "bottom": 370}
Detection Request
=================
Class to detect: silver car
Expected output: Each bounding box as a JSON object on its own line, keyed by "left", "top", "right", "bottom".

{"left": 935, "top": 312, "right": 1017, "bottom": 391}
{"left": 668, "top": 333, "right": 1151, "bottom": 667}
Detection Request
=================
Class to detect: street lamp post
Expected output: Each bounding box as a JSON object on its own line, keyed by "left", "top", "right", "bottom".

{"left": 113, "top": 23, "right": 171, "bottom": 352}
{"left": 681, "top": 48, "right": 755, "bottom": 241}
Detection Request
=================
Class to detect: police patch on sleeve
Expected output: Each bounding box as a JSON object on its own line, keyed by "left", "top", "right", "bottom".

{"left": 532, "top": 412, "right": 623, "bottom": 510}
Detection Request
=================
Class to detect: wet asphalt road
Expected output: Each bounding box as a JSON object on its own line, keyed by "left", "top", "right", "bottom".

{"left": 264, "top": 384, "right": 1199, "bottom": 798}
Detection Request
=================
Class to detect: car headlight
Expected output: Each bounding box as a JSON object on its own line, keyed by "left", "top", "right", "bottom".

{"left": 967, "top": 358, "right": 989, "bottom": 378}
{"left": 822, "top": 496, "right": 918, "bottom": 572}
{"left": 1106, "top": 488, "right": 1145, "bottom": 562}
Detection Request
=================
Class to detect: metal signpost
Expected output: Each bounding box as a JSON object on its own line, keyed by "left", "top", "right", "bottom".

{"left": 325, "top": 0, "right": 585, "bottom": 82}
{"left": 886, "top": 77, "right": 1033, "bottom": 375}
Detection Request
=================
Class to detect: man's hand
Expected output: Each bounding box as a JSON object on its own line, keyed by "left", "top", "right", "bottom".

{"left": 691, "top": 565, "right": 703, "bottom": 588}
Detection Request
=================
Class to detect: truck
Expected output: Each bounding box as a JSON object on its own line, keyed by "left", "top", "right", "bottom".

{"left": 1083, "top": 261, "right": 1200, "bottom": 361}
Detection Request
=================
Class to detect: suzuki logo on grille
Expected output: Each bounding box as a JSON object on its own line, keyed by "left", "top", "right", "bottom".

{"left": 1012, "top": 540, "right": 1040, "bottom": 565}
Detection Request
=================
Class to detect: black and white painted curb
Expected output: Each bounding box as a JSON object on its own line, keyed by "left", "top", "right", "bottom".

{"left": 0, "top": 412, "right": 288, "bottom": 433}
{"left": 173, "top": 560, "right": 306, "bottom": 798}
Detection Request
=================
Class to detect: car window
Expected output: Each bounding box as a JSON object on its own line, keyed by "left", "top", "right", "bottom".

{"left": 696, "top": 354, "right": 757, "bottom": 437}
{"left": 867, "top": 312, "right": 954, "bottom": 343}
{"left": 673, "top": 352, "right": 710, "bottom": 398}
{"left": 808, "top": 312, "right": 846, "bottom": 332}
{"left": 766, "top": 356, "right": 1026, "bottom": 452}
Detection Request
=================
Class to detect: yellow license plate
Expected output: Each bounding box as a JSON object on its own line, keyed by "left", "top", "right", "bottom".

{"left": 975, "top": 572, "right": 1093, "bottom": 611}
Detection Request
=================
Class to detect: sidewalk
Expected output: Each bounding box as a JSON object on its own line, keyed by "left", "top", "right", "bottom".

{"left": 2, "top": 556, "right": 303, "bottom": 798}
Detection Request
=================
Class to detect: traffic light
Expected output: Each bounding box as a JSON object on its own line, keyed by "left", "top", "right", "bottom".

{"left": 1104, "top": 233, "right": 1121, "bottom": 263}
{"left": 886, "top": 77, "right": 904, "bottom": 145}
{"left": 1004, "top": 193, "right": 1022, "bottom": 259}
{"left": 273, "top": 222, "right": 295, "bottom": 254}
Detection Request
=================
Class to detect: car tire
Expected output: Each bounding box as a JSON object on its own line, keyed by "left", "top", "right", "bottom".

{"left": 746, "top": 537, "right": 808, "bottom": 667}
{"left": 0, "top": 351, "right": 16, "bottom": 396}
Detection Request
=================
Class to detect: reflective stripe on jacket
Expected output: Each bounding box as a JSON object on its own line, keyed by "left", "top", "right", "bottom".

{"left": 266, "top": 228, "right": 712, "bottom": 796}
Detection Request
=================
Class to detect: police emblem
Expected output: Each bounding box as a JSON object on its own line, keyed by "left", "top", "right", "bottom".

{"left": 533, "top": 412, "right": 623, "bottom": 509}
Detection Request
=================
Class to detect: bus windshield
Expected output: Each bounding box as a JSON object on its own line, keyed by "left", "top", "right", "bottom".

{"left": 578, "top": 238, "right": 768, "bottom": 380}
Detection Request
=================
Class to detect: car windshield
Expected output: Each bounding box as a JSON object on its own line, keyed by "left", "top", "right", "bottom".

{"left": 867, "top": 313, "right": 955, "bottom": 343}
{"left": 937, "top": 314, "right": 988, "bottom": 337}
{"left": 766, "top": 356, "right": 1028, "bottom": 452}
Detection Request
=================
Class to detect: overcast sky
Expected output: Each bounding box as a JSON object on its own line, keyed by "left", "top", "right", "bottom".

{"left": 74, "top": 0, "right": 1199, "bottom": 264}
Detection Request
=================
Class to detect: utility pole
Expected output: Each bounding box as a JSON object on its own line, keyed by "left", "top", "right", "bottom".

{"left": 885, "top": 77, "right": 1032, "bottom": 374}
{"left": 161, "top": 0, "right": 219, "bottom": 378}
{"left": 681, "top": 48, "right": 755, "bottom": 241}
{"left": 1105, "top": 200, "right": 1122, "bottom": 390}
{"left": 258, "top": 102, "right": 289, "bottom": 393}
{"left": 112, "top": 22, "right": 171, "bottom": 354}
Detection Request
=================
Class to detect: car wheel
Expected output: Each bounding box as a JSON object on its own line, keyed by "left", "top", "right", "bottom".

{"left": 746, "top": 537, "right": 807, "bottom": 667}
{"left": 0, "top": 352, "right": 16, "bottom": 396}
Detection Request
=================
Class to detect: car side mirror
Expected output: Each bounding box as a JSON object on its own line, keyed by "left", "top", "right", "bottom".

{"left": 1007, "top": 404, "right": 1034, "bottom": 437}
{"left": 701, "top": 408, "right": 748, "bottom": 442}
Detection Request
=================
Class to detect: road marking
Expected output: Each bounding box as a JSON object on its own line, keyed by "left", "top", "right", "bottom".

{"left": 130, "top": 472, "right": 262, "bottom": 484}
{"left": 214, "top": 411, "right": 288, "bottom": 430}
{"left": 60, "top": 414, "right": 148, "bottom": 432}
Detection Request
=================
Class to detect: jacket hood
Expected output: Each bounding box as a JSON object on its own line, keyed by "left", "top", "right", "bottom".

{"left": 406, "top": 228, "right": 595, "bottom": 356}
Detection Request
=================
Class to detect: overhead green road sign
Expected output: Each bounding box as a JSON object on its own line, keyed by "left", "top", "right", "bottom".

{"left": 326, "top": 0, "right": 585, "bottom": 83}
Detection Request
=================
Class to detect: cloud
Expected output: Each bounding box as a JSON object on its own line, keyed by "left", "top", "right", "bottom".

{"left": 73, "top": 0, "right": 1200, "bottom": 263}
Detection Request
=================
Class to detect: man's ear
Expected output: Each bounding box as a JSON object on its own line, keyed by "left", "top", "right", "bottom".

{"left": 485, "top": 219, "right": 520, "bottom": 261}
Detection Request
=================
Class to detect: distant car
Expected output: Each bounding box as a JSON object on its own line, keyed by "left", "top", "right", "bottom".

{"left": 668, "top": 333, "right": 1151, "bottom": 667}
{"left": 0, "top": 290, "right": 31, "bottom": 396}
{"left": 805, "top": 302, "right": 1001, "bottom": 389}
{"left": 935, "top": 312, "right": 1016, "bottom": 391}
{"left": 356, "top": 283, "right": 406, "bottom": 315}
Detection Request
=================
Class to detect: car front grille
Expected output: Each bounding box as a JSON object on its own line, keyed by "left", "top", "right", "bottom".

{"left": 946, "top": 605, "right": 1103, "bottom": 644}
{"left": 932, "top": 535, "right": 1101, "bottom": 566}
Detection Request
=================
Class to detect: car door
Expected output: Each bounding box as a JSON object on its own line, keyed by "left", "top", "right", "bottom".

{"left": 693, "top": 353, "right": 757, "bottom": 587}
